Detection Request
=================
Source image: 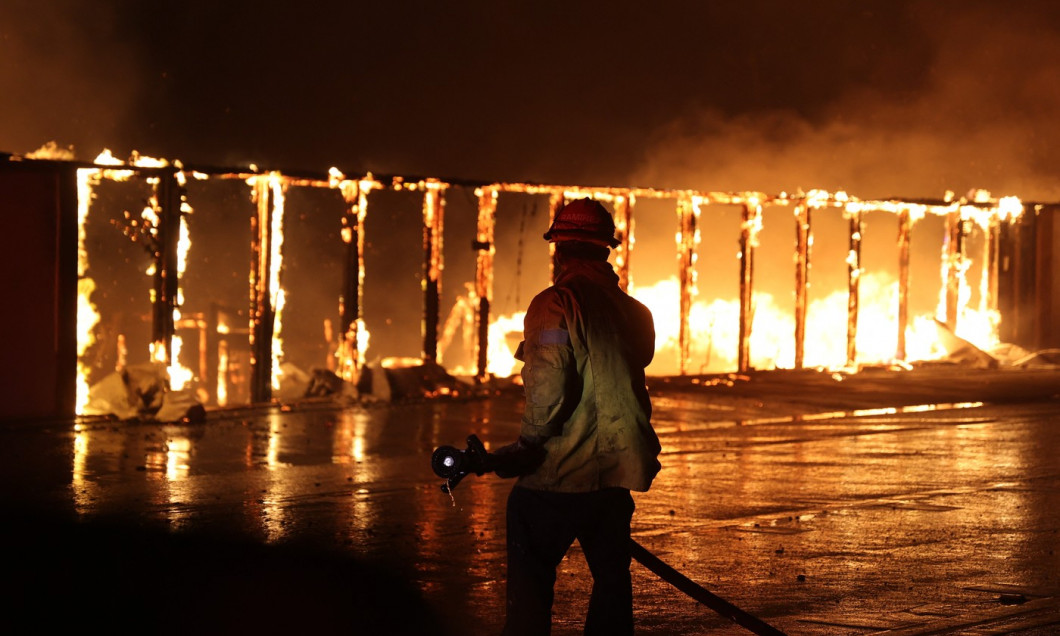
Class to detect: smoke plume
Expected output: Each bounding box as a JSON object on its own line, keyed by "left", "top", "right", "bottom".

{"left": 631, "top": 2, "right": 1060, "bottom": 202}
{"left": 0, "top": 0, "right": 141, "bottom": 159}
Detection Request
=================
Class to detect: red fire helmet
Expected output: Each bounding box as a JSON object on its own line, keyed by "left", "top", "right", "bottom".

{"left": 543, "top": 198, "right": 620, "bottom": 248}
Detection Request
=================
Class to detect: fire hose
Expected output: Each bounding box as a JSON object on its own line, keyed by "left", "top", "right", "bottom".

{"left": 629, "top": 539, "right": 787, "bottom": 636}
{"left": 432, "top": 436, "right": 789, "bottom": 636}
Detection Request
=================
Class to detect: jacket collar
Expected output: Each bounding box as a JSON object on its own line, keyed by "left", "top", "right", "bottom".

{"left": 554, "top": 258, "right": 619, "bottom": 287}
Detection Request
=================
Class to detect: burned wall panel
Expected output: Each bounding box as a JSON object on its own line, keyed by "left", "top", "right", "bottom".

{"left": 0, "top": 162, "right": 77, "bottom": 421}
{"left": 484, "top": 193, "right": 550, "bottom": 374}
{"left": 437, "top": 186, "right": 479, "bottom": 375}
{"left": 278, "top": 187, "right": 345, "bottom": 377}
{"left": 964, "top": 219, "right": 988, "bottom": 316}
{"left": 490, "top": 193, "right": 550, "bottom": 319}
{"left": 907, "top": 213, "right": 947, "bottom": 335}
{"left": 83, "top": 179, "right": 157, "bottom": 385}
{"left": 856, "top": 210, "right": 901, "bottom": 362}
{"left": 748, "top": 203, "right": 797, "bottom": 370}
{"left": 802, "top": 206, "right": 850, "bottom": 369}
{"left": 1016, "top": 213, "right": 1038, "bottom": 348}
{"left": 1048, "top": 206, "right": 1060, "bottom": 348}
{"left": 688, "top": 203, "right": 742, "bottom": 374}
{"left": 181, "top": 179, "right": 255, "bottom": 406}
{"left": 362, "top": 189, "right": 427, "bottom": 362}
{"left": 1035, "top": 205, "right": 1060, "bottom": 349}
{"left": 998, "top": 212, "right": 1039, "bottom": 348}
{"left": 625, "top": 197, "right": 682, "bottom": 377}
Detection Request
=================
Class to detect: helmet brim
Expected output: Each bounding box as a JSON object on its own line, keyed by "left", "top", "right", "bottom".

{"left": 543, "top": 229, "right": 620, "bottom": 248}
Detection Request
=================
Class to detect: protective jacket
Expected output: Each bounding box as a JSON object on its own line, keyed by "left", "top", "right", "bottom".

{"left": 514, "top": 257, "right": 660, "bottom": 493}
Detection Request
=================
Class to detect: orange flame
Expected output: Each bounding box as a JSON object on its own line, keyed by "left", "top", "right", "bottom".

{"left": 483, "top": 192, "right": 1022, "bottom": 377}
{"left": 74, "top": 167, "right": 100, "bottom": 413}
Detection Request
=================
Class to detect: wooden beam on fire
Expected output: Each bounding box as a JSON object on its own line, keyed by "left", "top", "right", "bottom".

{"left": 986, "top": 213, "right": 1001, "bottom": 319}
{"left": 337, "top": 181, "right": 368, "bottom": 383}
{"left": 151, "top": 172, "right": 185, "bottom": 379}
{"left": 676, "top": 196, "right": 698, "bottom": 375}
{"left": 793, "top": 203, "right": 811, "bottom": 370}
{"left": 474, "top": 188, "right": 498, "bottom": 381}
{"left": 738, "top": 201, "right": 762, "bottom": 372}
{"left": 421, "top": 180, "right": 446, "bottom": 364}
{"left": 248, "top": 176, "right": 279, "bottom": 404}
{"left": 944, "top": 209, "right": 964, "bottom": 330}
{"left": 846, "top": 208, "right": 863, "bottom": 368}
{"left": 897, "top": 209, "right": 912, "bottom": 361}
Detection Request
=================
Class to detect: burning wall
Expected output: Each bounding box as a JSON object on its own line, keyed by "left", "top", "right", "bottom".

{"left": 1, "top": 150, "right": 1057, "bottom": 420}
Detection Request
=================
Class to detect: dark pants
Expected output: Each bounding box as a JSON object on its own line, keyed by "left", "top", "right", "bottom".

{"left": 502, "top": 486, "right": 635, "bottom": 636}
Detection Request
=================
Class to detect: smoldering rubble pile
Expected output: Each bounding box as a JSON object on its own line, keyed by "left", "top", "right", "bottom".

{"left": 79, "top": 320, "right": 1059, "bottom": 423}
{"left": 81, "top": 358, "right": 482, "bottom": 423}
{"left": 83, "top": 362, "right": 206, "bottom": 423}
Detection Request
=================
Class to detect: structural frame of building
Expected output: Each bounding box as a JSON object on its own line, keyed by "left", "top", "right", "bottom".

{"left": 2, "top": 153, "right": 1057, "bottom": 422}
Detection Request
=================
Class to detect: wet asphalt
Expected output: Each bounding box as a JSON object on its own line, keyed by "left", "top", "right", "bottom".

{"left": 2, "top": 367, "right": 1060, "bottom": 635}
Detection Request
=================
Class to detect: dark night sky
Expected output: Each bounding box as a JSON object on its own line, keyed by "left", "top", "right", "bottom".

{"left": 5, "top": 0, "right": 1060, "bottom": 200}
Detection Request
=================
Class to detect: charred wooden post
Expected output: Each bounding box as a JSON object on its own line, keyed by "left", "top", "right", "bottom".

{"left": 896, "top": 209, "right": 911, "bottom": 360}
{"left": 474, "top": 187, "right": 498, "bottom": 381}
{"left": 970, "top": 205, "right": 1002, "bottom": 349}
{"left": 846, "top": 208, "right": 863, "bottom": 367}
{"left": 738, "top": 201, "right": 761, "bottom": 372}
{"left": 336, "top": 178, "right": 376, "bottom": 382}
{"left": 150, "top": 171, "right": 185, "bottom": 380}
{"left": 249, "top": 176, "right": 278, "bottom": 404}
{"left": 1034, "top": 205, "right": 1054, "bottom": 348}
{"left": 338, "top": 189, "right": 361, "bottom": 381}
{"left": 676, "top": 196, "right": 699, "bottom": 375}
{"left": 986, "top": 215, "right": 1000, "bottom": 316}
{"left": 943, "top": 208, "right": 964, "bottom": 330}
{"left": 613, "top": 192, "right": 633, "bottom": 292}
{"left": 421, "top": 179, "right": 446, "bottom": 363}
{"left": 793, "top": 203, "right": 811, "bottom": 369}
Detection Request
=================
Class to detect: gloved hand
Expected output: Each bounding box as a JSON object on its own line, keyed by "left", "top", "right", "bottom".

{"left": 431, "top": 434, "right": 493, "bottom": 493}
{"left": 489, "top": 435, "right": 547, "bottom": 479}
{"left": 431, "top": 434, "right": 547, "bottom": 493}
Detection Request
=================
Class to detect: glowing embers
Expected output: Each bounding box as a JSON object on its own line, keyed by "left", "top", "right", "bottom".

{"left": 380, "top": 356, "right": 423, "bottom": 369}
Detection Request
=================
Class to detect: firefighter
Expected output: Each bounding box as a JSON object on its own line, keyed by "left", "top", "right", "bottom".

{"left": 491, "top": 198, "right": 661, "bottom": 636}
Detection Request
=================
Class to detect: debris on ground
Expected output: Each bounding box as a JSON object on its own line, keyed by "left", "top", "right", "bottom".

{"left": 84, "top": 362, "right": 205, "bottom": 423}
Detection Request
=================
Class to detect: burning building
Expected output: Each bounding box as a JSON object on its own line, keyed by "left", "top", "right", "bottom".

{"left": 2, "top": 149, "right": 1058, "bottom": 422}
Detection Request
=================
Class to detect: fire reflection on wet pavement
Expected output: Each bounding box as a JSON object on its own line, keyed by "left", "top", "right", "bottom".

{"left": 4, "top": 374, "right": 1060, "bottom": 635}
